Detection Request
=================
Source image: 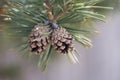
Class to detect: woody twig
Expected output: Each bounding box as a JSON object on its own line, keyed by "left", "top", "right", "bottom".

{"left": 44, "top": 0, "right": 54, "bottom": 21}
{"left": 54, "top": 2, "right": 72, "bottom": 21}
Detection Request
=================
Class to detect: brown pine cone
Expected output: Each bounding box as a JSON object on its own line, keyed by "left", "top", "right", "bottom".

{"left": 28, "top": 23, "right": 50, "bottom": 54}
{"left": 51, "top": 26, "right": 74, "bottom": 54}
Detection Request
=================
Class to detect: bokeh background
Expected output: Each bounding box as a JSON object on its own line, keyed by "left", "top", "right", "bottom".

{"left": 0, "top": 0, "right": 120, "bottom": 80}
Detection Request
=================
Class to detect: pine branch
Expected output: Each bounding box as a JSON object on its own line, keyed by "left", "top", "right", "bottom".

{"left": 4, "top": 0, "right": 113, "bottom": 72}
{"left": 44, "top": 0, "right": 54, "bottom": 21}
{"left": 54, "top": 1, "right": 72, "bottom": 21}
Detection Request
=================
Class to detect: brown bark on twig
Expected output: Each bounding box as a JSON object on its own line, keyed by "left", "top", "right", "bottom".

{"left": 54, "top": 2, "right": 72, "bottom": 21}
{"left": 45, "top": 0, "right": 54, "bottom": 21}
{"left": 45, "top": 0, "right": 72, "bottom": 22}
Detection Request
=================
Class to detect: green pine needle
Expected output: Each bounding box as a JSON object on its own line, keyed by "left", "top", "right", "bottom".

{"left": 4, "top": 0, "right": 112, "bottom": 72}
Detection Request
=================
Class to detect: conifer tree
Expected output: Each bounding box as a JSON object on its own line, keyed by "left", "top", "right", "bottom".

{"left": 4, "top": 0, "right": 112, "bottom": 71}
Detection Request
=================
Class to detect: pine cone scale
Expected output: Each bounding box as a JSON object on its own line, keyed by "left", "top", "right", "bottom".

{"left": 51, "top": 26, "right": 74, "bottom": 54}
{"left": 28, "top": 23, "right": 50, "bottom": 54}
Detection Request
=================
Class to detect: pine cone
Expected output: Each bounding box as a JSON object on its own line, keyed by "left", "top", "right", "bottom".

{"left": 28, "top": 23, "right": 50, "bottom": 54}
{"left": 51, "top": 26, "right": 74, "bottom": 54}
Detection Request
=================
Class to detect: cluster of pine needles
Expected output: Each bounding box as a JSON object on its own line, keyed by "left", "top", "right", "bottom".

{"left": 2, "top": 0, "right": 112, "bottom": 72}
